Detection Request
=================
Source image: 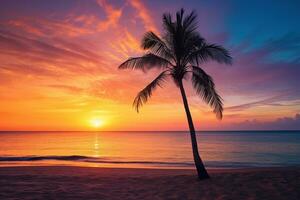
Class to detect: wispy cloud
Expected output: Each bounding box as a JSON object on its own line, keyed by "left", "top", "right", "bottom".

{"left": 127, "top": 0, "right": 158, "bottom": 32}
{"left": 0, "top": 29, "right": 104, "bottom": 77}
{"left": 225, "top": 93, "right": 299, "bottom": 112}
{"left": 5, "top": 17, "right": 93, "bottom": 37}
{"left": 46, "top": 84, "right": 85, "bottom": 94}
{"left": 231, "top": 113, "right": 300, "bottom": 130}
{"left": 96, "top": 0, "right": 122, "bottom": 31}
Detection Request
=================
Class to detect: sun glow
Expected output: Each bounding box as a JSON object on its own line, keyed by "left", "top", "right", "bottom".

{"left": 90, "top": 118, "right": 104, "bottom": 128}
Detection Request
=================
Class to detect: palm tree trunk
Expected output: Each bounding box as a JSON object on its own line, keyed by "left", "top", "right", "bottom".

{"left": 179, "top": 80, "right": 210, "bottom": 180}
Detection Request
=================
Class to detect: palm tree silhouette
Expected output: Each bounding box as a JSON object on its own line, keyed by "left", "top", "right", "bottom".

{"left": 118, "top": 9, "right": 232, "bottom": 180}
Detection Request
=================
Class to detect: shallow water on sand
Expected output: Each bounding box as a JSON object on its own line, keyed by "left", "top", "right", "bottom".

{"left": 0, "top": 131, "right": 299, "bottom": 169}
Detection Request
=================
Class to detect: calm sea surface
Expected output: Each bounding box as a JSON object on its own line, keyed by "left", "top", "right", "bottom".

{"left": 0, "top": 131, "right": 299, "bottom": 169}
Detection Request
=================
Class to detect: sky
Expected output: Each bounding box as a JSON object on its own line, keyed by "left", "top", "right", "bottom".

{"left": 0, "top": 0, "right": 299, "bottom": 131}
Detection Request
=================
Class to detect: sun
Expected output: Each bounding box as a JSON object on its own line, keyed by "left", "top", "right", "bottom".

{"left": 90, "top": 118, "right": 104, "bottom": 128}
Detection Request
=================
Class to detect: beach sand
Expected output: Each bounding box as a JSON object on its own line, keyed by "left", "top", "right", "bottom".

{"left": 0, "top": 166, "right": 299, "bottom": 200}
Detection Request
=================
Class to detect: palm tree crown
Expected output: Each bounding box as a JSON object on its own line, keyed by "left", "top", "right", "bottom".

{"left": 119, "top": 8, "right": 232, "bottom": 119}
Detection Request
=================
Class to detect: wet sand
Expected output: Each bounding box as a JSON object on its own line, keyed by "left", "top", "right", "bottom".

{"left": 0, "top": 166, "right": 299, "bottom": 200}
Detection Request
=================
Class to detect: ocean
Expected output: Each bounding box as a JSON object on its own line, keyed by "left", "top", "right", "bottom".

{"left": 0, "top": 131, "right": 299, "bottom": 169}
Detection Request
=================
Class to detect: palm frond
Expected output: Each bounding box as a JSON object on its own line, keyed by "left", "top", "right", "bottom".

{"left": 188, "top": 43, "right": 232, "bottom": 65}
{"left": 182, "top": 10, "right": 198, "bottom": 33}
{"left": 141, "top": 31, "right": 175, "bottom": 62}
{"left": 162, "top": 9, "right": 203, "bottom": 65}
{"left": 118, "top": 53, "right": 171, "bottom": 72}
{"left": 182, "top": 33, "right": 205, "bottom": 64}
{"left": 162, "top": 13, "right": 175, "bottom": 35}
{"left": 133, "top": 71, "right": 169, "bottom": 112}
{"left": 176, "top": 8, "right": 185, "bottom": 28}
{"left": 191, "top": 66, "right": 223, "bottom": 119}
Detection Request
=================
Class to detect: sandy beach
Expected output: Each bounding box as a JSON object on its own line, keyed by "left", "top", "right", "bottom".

{"left": 0, "top": 166, "right": 299, "bottom": 200}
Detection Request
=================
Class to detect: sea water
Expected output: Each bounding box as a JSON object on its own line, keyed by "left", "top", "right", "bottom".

{"left": 0, "top": 131, "right": 299, "bottom": 169}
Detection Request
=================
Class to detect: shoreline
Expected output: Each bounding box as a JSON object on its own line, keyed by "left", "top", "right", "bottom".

{"left": 1, "top": 162, "right": 299, "bottom": 171}
{"left": 1, "top": 166, "right": 300, "bottom": 199}
{"left": 1, "top": 164, "right": 300, "bottom": 172}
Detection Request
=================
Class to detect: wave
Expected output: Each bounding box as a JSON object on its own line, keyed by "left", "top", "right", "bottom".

{"left": 0, "top": 155, "right": 194, "bottom": 167}
{"left": 0, "top": 155, "right": 88, "bottom": 162}
{"left": 0, "top": 155, "right": 297, "bottom": 168}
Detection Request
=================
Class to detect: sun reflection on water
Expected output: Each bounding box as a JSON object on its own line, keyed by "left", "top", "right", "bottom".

{"left": 94, "top": 133, "right": 100, "bottom": 157}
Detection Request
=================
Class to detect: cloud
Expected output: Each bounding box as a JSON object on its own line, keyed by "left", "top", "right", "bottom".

{"left": 46, "top": 84, "right": 85, "bottom": 94}
{"left": 232, "top": 113, "right": 300, "bottom": 130}
{"left": 96, "top": 0, "right": 122, "bottom": 31}
{"left": 127, "top": 0, "right": 158, "bottom": 32}
{"left": 5, "top": 17, "right": 93, "bottom": 37}
{"left": 0, "top": 30, "right": 88, "bottom": 60}
{"left": 107, "top": 29, "right": 142, "bottom": 61}
{"left": 0, "top": 29, "right": 104, "bottom": 77}
{"left": 2, "top": 0, "right": 123, "bottom": 37}
{"left": 226, "top": 93, "right": 298, "bottom": 112}
{"left": 264, "top": 32, "right": 300, "bottom": 55}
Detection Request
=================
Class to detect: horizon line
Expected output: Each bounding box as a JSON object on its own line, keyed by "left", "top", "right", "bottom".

{"left": 0, "top": 130, "right": 299, "bottom": 132}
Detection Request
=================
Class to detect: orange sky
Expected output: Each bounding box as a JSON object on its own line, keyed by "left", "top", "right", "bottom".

{"left": 0, "top": 0, "right": 299, "bottom": 131}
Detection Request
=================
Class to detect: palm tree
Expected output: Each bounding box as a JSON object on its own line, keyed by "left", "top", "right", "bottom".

{"left": 118, "top": 9, "right": 232, "bottom": 180}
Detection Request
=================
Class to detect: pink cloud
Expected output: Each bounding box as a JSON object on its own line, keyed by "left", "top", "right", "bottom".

{"left": 127, "top": 0, "right": 158, "bottom": 33}
{"left": 230, "top": 113, "right": 300, "bottom": 130}
{"left": 96, "top": 0, "right": 122, "bottom": 31}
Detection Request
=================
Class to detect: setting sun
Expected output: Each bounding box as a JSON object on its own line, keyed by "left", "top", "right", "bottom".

{"left": 90, "top": 119, "right": 104, "bottom": 128}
